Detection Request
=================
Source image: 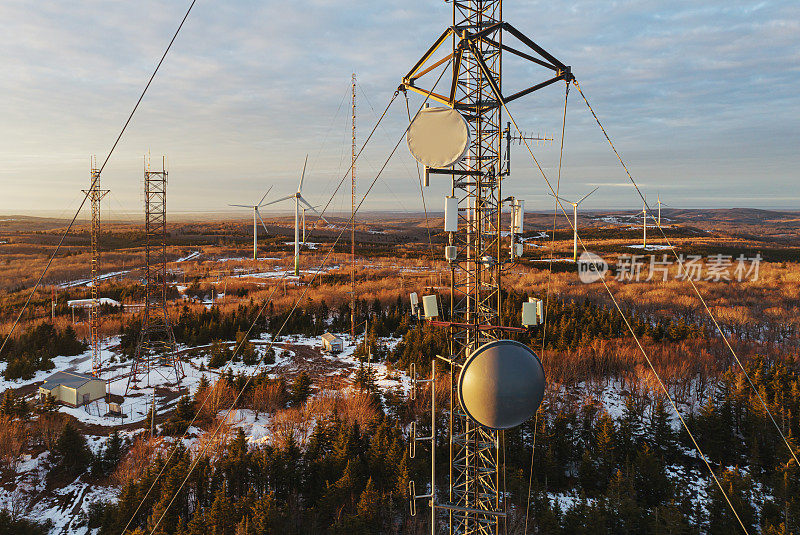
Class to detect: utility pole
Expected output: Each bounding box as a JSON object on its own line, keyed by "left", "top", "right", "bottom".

{"left": 401, "top": 2, "right": 573, "bottom": 533}
{"left": 82, "top": 158, "right": 108, "bottom": 377}
{"left": 351, "top": 72, "right": 357, "bottom": 344}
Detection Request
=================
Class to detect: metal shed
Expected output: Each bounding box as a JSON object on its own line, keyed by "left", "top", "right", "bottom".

{"left": 38, "top": 371, "right": 106, "bottom": 407}
{"left": 321, "top": 332, "right": 343, "bottom": 353}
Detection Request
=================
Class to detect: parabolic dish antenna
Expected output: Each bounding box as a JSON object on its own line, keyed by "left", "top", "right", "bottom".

{"left": 457, "top": 339, "right": 545, "bottom": 430}
{"left": 406, "top": 106, "right": 470, "bottom": 168}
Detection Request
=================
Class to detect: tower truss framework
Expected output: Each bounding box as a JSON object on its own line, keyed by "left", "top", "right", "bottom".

{"left": 351, "top": 72, "right": 357, "bottom": 342}
{"left": 401, "top": 1, "right": 573, "bottom": 533}
{"left": 83, "top": 160, "right": 108, "bottom": 377}
{"left": 127, "top": 157, "right": 182, "bottom": 392}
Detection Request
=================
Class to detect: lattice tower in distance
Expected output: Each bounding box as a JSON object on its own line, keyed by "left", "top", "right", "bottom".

{"left": 127, "top": 156, "right": 183, "bottom": 392}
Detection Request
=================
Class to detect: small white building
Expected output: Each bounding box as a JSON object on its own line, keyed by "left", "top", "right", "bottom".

{"left": 321, "top": 333, "right": 344, "bottom": 353}
{"left": 39, "top": 371, "right": 106, "bottom": 407}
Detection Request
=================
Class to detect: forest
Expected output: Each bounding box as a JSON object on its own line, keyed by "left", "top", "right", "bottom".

{"left": 0, "top": 285, "right": 797, "bottom": 534}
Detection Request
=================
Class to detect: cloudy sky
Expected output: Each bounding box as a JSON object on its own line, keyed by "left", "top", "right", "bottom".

{"left": 1, "top": 0, "right": 798, "bottom": 217}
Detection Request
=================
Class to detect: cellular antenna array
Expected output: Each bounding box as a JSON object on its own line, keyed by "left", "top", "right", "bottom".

{"left": 401, "top": 0, "right": 573, "bottom": 532}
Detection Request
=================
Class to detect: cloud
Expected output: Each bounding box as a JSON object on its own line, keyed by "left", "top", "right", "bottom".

{"left": 0, "top": 0, "right": 798, "bottom": 214}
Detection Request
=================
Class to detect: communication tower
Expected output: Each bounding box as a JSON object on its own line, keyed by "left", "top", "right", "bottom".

{"left": 401, "top": 1, "right": 573, "bottom": 532}
{"left": 351, "top": 72, "right": 357, "bottom": 342}
{"left": 127, "top": 156, "right": 182, "bottom": 392}
{"left": 82, "top": 158, "right": 109, "bottom": 377}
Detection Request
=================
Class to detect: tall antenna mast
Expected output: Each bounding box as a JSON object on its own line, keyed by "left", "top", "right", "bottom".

{"left": 400, "top": 1, "right": 572, "bottom": 532}
{"left": 83, "top": 157, "right": 108, "bottom": 377}
{"left": 127, "top": 155, "right": 183, "bottom": 393}
{"left": 351, "top": 72, "right": 357, "bottom": 343}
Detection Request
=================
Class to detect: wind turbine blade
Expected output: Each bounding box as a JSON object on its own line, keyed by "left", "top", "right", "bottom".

{"left": 298, "top": 155, "right": 308, "bottom": 193}
{"left": 298, "top": 196, "right": 328, "bottom": 223}
{"left": 257, "top": 185, "right": 274, "bottom": 207}
{"left": 229, "top": 204, "right": 255, "bottom": 208}
{"left": 547, "top": 192, "right": 575, "bottom": 204}
{"left": 260, "top": 194, "right": 295, "bottom": 207}
{"left": 256, "top": 209, "right": 270, "bottom": 235}
{"left": 575, "top": 186, "right": 599, "bottom": 206}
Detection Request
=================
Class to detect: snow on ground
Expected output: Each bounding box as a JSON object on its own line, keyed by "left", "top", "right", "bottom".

{"left": 283, "top": 241, "right": 320, "bottom": 250}
{"left": 319, "top": 334, "right": 407, "bottom": 393}
{"left": 228, "top": 408, "right": 273, "bottom": 445}
{"left": 1, "top": 447, "right": 121, "bottom": 535}
{"left": 548, "top": 492, "right": 596, "bottom": 511}
{"left": 213, "top": 256, "right": 282, "bottom": 262}
{"left": 4, "top": 328, "right": 741, "bottom": 530}
{"left": 231, "top": 265, "right": 339, "bottom": 280}
{"left": 67, "top": 298, "right": 121, "bottom": 308}
{"left": 0, "top": 336, "right": 118, "bottom": 393}
{"left": 499, "top": 231, "right": 549, "bottom": 241}
{"left": 175, "top": 251, "right": 201, "bottom": 262}
{"left": 58, "top": 270, "right": 130, "bottom": 289}
{"left": 627, "top": 244, "right": 672, "bottom": 251}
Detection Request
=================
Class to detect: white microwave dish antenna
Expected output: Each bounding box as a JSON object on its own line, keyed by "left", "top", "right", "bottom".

{"left": 406, "top": 106, "right": 470, "bottom": 168}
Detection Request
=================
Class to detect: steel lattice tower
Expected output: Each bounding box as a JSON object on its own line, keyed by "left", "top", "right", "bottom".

{"left": 83, "top": 160, "right": 108, "bottom": 377}
{"left": 351, "top": 72, "right": 357, "bottom": 343}
{"left": 448, "top": 3, "right": 503, "bottom": 532}
{"left": 401, "top": 1, "right": 573, "bottom": 532}
{"left": 127, "top": 156, "right": 182, "bottom": 392}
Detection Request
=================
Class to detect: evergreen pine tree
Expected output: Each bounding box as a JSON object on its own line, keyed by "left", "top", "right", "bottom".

{"left": 632, "top": 443, "right": 671, "bottom": 507}
{"left": 250, "top": 492, "right": 283, "bottom": 534}
{"left": 617, "top": 396, "right": 642, "bottom": 460}
{"left": 707, "top": 469, "right": 756, "bottom": 535}
{"left": 52, "top": 422, "right": 93, "bottom": 477}
{"left": 289, "top": 372, "right": 311, "bottom": 405}
{"left": 207, "top": 486, "right": 235, "bottom": 535}
{"left": 649, "top": 397, "right": 677, "bottom": 461}
{"left": 39, "top": 392, "right": 58, "bottom": 413}
{"left": 0, "top": 389, "right": 16, "bottom": 416}
{"left": 16, "top": 397, "right": 30, "bottom": 420}
{"left": 175, "top": 395, "right": 195, "bottom": 422}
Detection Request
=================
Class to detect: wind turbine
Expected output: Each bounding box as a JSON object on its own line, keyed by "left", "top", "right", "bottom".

{"left": 262, "top": 155, "right": 328, "bottom": 276}
{"left": 550, "top": 186, "right": 598, "bottom": 261}
{"left": 656, "top": 193, "right": 667, "bottom": 227}
{"left": 642, "top": 196, "right": 647, "bottom": 248}
{"left": 229, "top": 186, "right": 273, "bottom": 260}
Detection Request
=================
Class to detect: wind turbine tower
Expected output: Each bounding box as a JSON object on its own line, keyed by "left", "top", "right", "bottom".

{"left": 550, "top": 187, "right": 598, "bottom": 261}
{"left": 262, "top": 156, "right": 327, "bottom": 276}
{"left": 229, "top": 186, "right": 273, "bottom": 260}
{"left": 642, "top": 196, "right": 647, "bottom": 248}
{"left": 82, "top": 158, "right": 108, "bottom": 377}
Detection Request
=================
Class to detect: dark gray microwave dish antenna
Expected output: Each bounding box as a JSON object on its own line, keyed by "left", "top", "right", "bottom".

{"left": 457, "top": 339, "right": 545, "bottom": 430}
